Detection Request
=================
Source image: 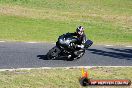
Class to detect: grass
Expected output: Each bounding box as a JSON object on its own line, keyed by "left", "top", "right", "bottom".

{"left": 0, "top": 67, "right": 132, "bottom": 88}
{"left": 0, "top": 0, "right": 132, "bottom": 44}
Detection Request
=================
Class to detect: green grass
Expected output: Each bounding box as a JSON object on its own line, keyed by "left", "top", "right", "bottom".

{"left": 1, "top": 0, "right": 132, "bottom": 15}
{"left": 0, "top": 0, "right": 132, "bottom": 44}
{"left": 0, "top": 67, "right": 132, "bottom": 88}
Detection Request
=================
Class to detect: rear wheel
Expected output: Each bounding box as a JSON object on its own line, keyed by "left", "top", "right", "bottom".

{"left": 47, "top": 46, "right": 60, "bottom": 60}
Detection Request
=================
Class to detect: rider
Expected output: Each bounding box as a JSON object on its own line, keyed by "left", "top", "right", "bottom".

{"left": 58, "top": 26, "right": 90, "bottom": 58}
{"left": 74, "top": 26, "right": 87, "bottom": 49}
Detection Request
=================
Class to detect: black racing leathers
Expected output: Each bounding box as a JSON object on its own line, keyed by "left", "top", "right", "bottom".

{"left": 59, "top": 32, "right": 87, "bottom": 48}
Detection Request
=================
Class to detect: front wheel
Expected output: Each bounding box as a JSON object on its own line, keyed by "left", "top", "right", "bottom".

{"left": 47, "top": 46, "right": 60, "bottom": 60}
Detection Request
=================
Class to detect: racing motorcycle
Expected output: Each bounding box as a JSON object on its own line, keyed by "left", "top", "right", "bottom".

{"left": 46, "top": 34, "right": 93, "bottom": 61}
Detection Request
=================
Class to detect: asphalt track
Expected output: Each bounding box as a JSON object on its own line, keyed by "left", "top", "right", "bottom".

{"left": 0, "top": 42, "right": 132, "bottom": 69}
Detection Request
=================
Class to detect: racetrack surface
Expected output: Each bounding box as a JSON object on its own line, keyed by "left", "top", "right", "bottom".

{"left": 0, "top": 42, "right": 132, "bottom": 69}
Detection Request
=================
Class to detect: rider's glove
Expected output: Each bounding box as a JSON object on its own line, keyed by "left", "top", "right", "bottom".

{"left": 77, "top": 45, "right": 84, "bottom": 49}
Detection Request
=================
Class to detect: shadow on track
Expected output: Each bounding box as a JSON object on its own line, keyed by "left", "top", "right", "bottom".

{"left": 37, "top": 55, "right": 48, "bottom": 60}
{"left": 87, "top": 48, "right": 132, "bottom": 60}
{"left": 37, "top": 55, "right": 66, "bottom": 60}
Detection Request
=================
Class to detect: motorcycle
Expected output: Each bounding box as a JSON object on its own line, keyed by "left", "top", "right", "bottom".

{"left": 46, "top": 35, "right": 93, "bottom": 61}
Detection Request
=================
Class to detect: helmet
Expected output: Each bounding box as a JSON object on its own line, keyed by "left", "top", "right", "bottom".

{"left": 76, "top": 26, "right": 84, "bottom": 32}
{"left": 76, "top": 26, "right": 84, "bottom": 35}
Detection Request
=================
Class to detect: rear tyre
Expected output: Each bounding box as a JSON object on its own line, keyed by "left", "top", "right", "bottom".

{"left": 47, "top": 46, "right": 60, "bottom": 60}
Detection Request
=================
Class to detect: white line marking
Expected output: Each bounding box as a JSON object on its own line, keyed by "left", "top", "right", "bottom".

{"left": 105, "top": 45, "right": 113, "bottom": 46}
{"left": 27, "top": 42, "right": 38, "bottom": 44}
{"left": 0, "top": 41, "right": 5, "bottom": 43}
{"left": 0, "top": 66, "right": 132, "bottom": 71}
{"left": 125, "top": 46, "right": 132, "bottom": 48}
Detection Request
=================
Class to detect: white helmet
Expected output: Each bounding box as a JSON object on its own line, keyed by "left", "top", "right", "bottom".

{"left": 76, "top": 26, "right": 84, "bottom": 35}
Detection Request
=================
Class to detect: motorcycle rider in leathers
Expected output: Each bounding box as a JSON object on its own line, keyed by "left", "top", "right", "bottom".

{"left": 58, "top": 26, "right": 89, "bottom": 59}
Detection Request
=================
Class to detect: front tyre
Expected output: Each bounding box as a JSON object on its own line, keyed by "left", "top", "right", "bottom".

{"left": 47, "top": 46, "right": 60, "bottom": 60}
